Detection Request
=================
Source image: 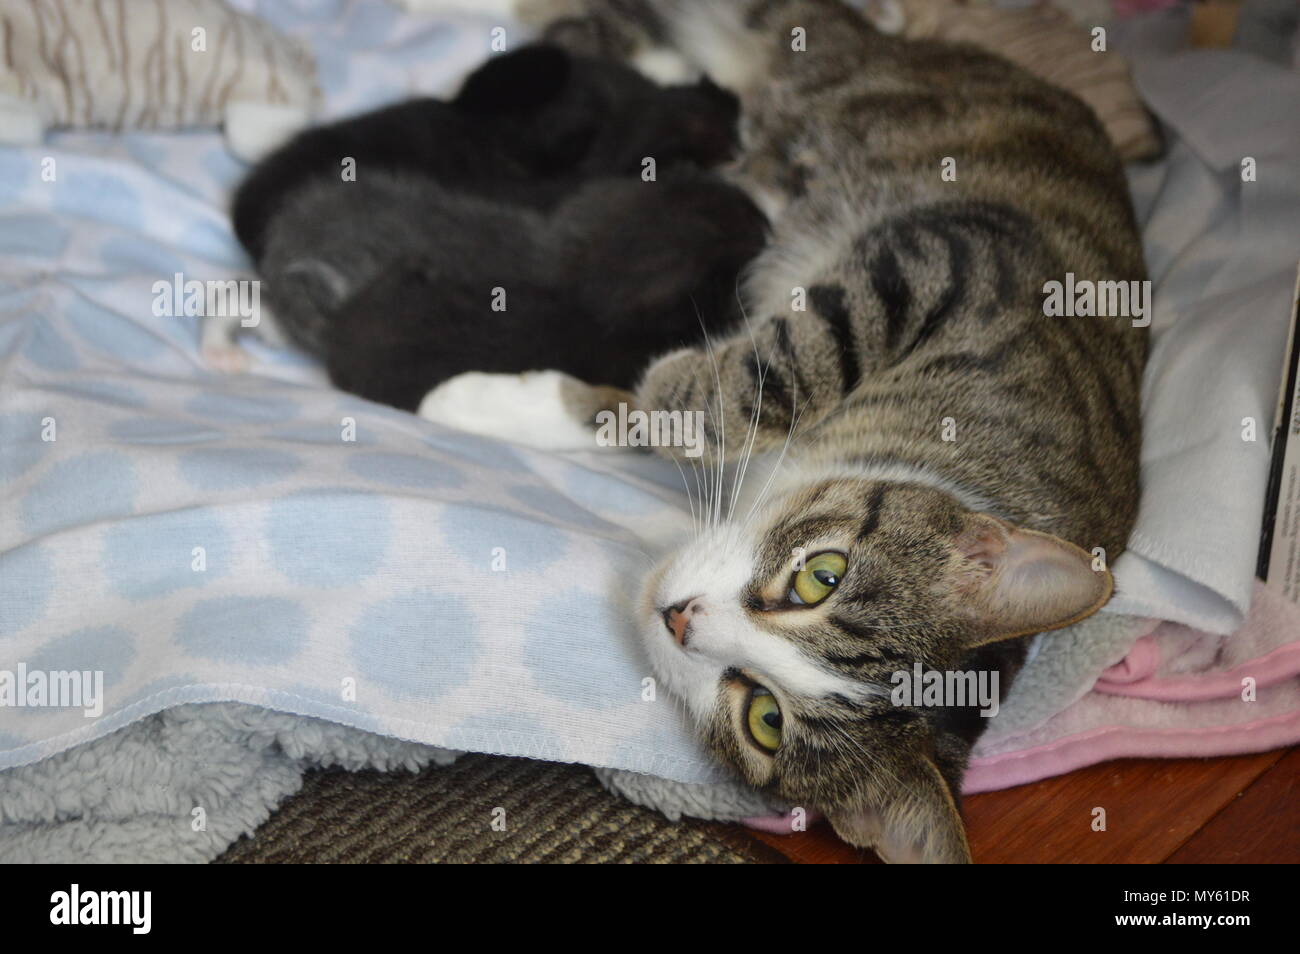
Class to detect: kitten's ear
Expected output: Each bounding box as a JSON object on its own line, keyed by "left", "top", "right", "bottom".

{"left": 453, "top": 45, "right": 573, "bottom": 115}
{"left": 827, "top": 757, "right": 972, "bottom": 864}
{"left": 951, "top": 514, "right": 1112, "bottom": 645}
{"left": 692, "top": 74, "right": 739, "bottom": 110}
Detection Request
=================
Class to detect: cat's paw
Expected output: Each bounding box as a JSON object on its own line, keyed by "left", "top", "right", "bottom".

{"left": 417, "top": 370, "right": 602, "bottom": 452}
{"left": 636, "top": 347, "right": 699, "bottom": 410}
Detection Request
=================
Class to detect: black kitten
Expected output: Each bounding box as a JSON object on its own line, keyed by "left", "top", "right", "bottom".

{"left": 232, "top": 44, "right": 767, "bottom": 409}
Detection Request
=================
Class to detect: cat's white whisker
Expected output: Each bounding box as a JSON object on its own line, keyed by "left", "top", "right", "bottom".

{"left": 692, "top": 299, "right": 728, "bottom": 532}
{"left": 669, "top": 456, "right": 699, "bottom": 535}
{"left": 727, "top": 285, "right": 765, "bottom": 524}
{"left": 678, "top": 327, "right": 727, "bottom": 537}
{"left": 741, "top": 383, "right": 806, "bottom": 528}
{"left": 689, "top": 456, "right": 707, "bottom": 539}
{"left": 678, "top": 364, "right": 712, "bottom": 538}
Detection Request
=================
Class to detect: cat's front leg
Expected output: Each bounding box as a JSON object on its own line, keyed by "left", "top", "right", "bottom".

{"left": 634, "top": 307, "right": 849, "bottom": 464}
{"left": 417, "top": 370, "right": 633, "bottom": 453}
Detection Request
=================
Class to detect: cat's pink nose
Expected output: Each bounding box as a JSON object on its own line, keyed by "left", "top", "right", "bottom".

{"left": 661, "top": 597, "right": 702, "bottom": 647}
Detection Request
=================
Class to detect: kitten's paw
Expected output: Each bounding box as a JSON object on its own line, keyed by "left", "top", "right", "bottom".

{"left": 630, "top": 48, "right": 698, "bottom": 85}
{"left": 201, "top": 343, "right": 253, "bottom": 374}
{"left": 200, "top": 314, "right": 253, "bottom": 374}
{"left": 418, "top": 370, "right": 604, "bottom": 452}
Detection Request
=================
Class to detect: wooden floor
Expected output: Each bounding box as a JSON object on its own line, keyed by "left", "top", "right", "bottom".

{"left": 730, "top": 747, "right": 1299, "bottom": 863}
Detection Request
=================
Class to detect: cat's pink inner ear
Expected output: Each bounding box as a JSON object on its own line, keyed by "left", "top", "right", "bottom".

{"left": 954, "top": 514, "right": 1113, "bottom": 644}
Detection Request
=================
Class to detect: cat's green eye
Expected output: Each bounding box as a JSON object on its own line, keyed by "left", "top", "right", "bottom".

{"left": 789, "top": 551, "right": 847, "bottom": 606}
{"left": 746, "top": 687, "right": 782, "bottom": 752}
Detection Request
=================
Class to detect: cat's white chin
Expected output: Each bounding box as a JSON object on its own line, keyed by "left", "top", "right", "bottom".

{"left": 640, "top": 615, "right": 728, "bottom": 727}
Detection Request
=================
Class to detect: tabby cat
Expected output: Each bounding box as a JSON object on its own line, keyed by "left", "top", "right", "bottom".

{"left": 431, "top": 0, "right": 1148, "bottom": 862}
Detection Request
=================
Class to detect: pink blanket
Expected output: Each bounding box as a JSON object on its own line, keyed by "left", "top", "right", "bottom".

{"left": 746, "top": 581, "right": 1298, "bottom": 835}
{"left": 964, "top": 581, "right": 1300, "bottom": 792}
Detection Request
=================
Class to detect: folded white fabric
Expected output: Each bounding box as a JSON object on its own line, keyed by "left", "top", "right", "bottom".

{"left": 1104, "top": 49, "right": 1300, "bottom": 634}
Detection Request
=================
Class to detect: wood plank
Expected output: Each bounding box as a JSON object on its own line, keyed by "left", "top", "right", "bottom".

{"left": 745, "top": 823, "right": 879, "bottom": 864}
{"left": 702, "top": 822, "right": 797, "bottom": 864}
{"left": 1164, "top": 748, "right": 1300, "bottom": 863}
{"left": 962, "top": 752, "right": 1286, "bottom": 863}
{"left": 731, "top": 751, "right": 1289, "bottom": 863}
{"left": 1189, "top": 0, "right": 1244, "bottom": 48}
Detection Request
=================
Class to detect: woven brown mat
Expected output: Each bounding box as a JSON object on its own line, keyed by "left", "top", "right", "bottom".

{"left": 216, "top": 754, "right": 787, "bottom": 864}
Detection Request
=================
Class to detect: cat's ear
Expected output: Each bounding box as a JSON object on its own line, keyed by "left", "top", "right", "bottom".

{"left": 453, "top": 45, "right": 573, "bottom": 115}
{"left": 950, "top": 514, "right": 1112, "bottom": 645}
{"left": 827, "top": 756, "right": 972, "bottom": 864}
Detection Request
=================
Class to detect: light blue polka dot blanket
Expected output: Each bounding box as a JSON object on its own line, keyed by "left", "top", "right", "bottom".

{"left": 0, "top": 0, "right": 729, "bottom": 789}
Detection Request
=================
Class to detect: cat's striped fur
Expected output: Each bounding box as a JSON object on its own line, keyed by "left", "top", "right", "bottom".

{"left": 518, "top": 0, "right": 1147, "bottom": 862}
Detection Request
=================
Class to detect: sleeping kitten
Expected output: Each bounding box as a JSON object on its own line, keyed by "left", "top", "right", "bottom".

{"left": 228, "top": 43, "right": 766, "bottom": 406}
{"left": 441, "top": 0, "right": 1148, "bottom": 862}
